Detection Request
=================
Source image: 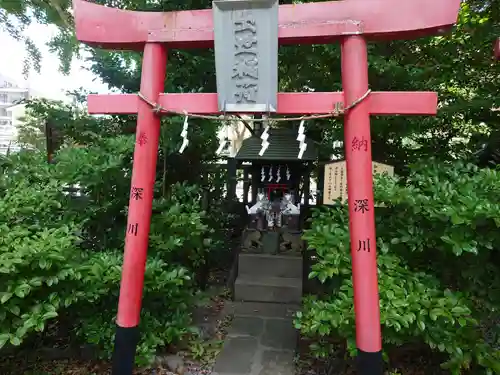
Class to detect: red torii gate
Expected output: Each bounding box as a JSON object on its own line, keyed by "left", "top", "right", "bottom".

{"left": 71, "top": 0, "right": 460, "bottom": 374}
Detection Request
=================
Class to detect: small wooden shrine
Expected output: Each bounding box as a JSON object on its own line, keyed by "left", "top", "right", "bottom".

{"left": 235, "top": 128, "right": 317, "bottom": 255}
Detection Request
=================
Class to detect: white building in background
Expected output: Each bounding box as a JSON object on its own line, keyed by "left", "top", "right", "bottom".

{"left": 0, "top": 75, "right": 51, "bottom": 155}
{"left": 0, "top": 75, "right": 31, "bottom": 154}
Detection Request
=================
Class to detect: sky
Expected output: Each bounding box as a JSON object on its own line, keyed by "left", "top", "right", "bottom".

{"left": 0, "top": 21, "right": 111, "bottom": 101}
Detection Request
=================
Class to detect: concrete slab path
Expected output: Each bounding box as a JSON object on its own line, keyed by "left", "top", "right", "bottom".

{"left": 213, "top": 302, "right": 299, "bottom": 375}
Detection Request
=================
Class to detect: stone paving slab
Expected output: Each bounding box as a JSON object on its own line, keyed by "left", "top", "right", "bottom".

{"left": 259, "top": 350, "right": 295, "bottom": 375}
{"left": 234, "top": 275, "right": 302, "bottom": 304}
{"left": 238, "top": 253, "right": 303, "bottom": 279}
{"left": 228, "top": 316, "right": 265, "bottom": 337}
{"left": 225, "top": 301, "right": 300, "bottom": 319}
{"left": 261, "top": 319, "right": 297, "bottom": 350}
{"left": 214, "top": 302, "right": 298, "bottom": 375}
{"left": 213, "top": 337, "right": 259, "bottom": 374}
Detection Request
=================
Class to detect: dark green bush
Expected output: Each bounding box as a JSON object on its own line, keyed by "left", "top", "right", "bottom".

{"left": 296, "top": 160, "right": 500, "bottom": 374}
{"left": 0, "top": 143, "right": 221, "bottom": 365}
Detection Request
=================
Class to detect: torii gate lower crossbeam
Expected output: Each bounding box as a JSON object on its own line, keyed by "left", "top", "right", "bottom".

{"left": 71, "top": 1, "right": 460, "bottom": 375}
{"left": 87, "top": 92, "right": 437, "bottom": 115}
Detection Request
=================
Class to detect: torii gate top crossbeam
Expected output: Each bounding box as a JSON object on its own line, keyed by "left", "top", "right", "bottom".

{"left": 73, "top": 0, "right": 461, "bottom": 50}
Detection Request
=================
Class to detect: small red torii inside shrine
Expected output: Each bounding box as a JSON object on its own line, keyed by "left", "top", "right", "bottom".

{"left": 71, "top": 1, "right": 461, "bottom": 375}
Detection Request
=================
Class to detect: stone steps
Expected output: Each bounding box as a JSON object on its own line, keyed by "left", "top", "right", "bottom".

{"left": 234, "top": 275, "right": 302, "bottom": 304}
{"left": 226, "top": 301, "right": 300, "bottom": 319}
{"left": 238, "top": 253, "right": 302, "bottom": 279}
{"left": 213, "top": 302, "right": 298, "bottom": 375}
{"left": 214, "top": 250, "right": 303, "bottom": 374}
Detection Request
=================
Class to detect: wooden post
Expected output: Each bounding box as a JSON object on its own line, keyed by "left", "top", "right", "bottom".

{"left": 251, "top": 167, "right": 259, "bottom": 204}
{"left": 303, "top": 163, "right": 310, "bottom": 209}
{"left": 226, "top": 157, "right": 237, "bottom": 200}
{"left": 317, "top": 162, "right": 325, "bottom": 206}
{"left": 243, "top": 166, "right": 250, "bottom": 204}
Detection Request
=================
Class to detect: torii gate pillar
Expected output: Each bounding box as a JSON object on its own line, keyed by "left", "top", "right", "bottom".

{"left": 112, "top": 43, "right": 167, "bottom": 375}
{"left": 71, "top": 0, "right": 461, "bottom": 374}
{"left": 342, "top": 35, "right": 382, "bottom": 369}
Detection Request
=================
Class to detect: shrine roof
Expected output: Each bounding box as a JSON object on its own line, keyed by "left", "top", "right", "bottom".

{"left": 235, "top": 129, "right": 317, "bottom": 162}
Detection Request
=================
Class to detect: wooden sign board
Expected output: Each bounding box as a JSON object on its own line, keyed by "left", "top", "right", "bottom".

{"left": 323, "top": 161, "right": 394, "bottom": 205}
